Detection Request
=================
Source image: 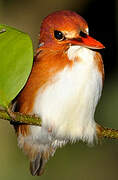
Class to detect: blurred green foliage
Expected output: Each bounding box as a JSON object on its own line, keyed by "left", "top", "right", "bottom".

{"left": 2, "top": 0, "right": 15, "bottom": 5}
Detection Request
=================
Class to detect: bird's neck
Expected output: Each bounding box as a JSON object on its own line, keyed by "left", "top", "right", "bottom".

{"left": 33, "top": 49, "right": 74, "bottom": 86}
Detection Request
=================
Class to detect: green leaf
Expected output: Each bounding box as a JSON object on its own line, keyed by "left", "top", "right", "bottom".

{"left": 0, "top": 25, "right": 33, "bottom": 108}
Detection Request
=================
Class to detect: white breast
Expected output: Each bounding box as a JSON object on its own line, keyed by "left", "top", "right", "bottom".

{"left": 32, "top": 46, "right": 103, "bottom": 144}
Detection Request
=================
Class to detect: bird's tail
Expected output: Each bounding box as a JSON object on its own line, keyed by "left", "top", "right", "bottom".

{"left": 30, "top": 152, "right": 48, "bottom": 176}
{"left": 17, "top": 132, "right": 56, "bottom": 176}
{"left": 29, "top": 146, "right": 55, "bottom": 176}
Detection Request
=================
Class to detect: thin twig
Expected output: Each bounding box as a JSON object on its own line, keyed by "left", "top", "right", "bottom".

{"left": 101, "top": 128, "right": 118, "bottom": 139}
{"left": 0, "top": 107, "right": 118, "bottom": 140}
{"left": 0, "top": 108, "right": 41, "bottom": 126}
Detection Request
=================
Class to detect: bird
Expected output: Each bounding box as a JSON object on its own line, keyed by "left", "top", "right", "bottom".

{"left": 13, "top": 10, "right": 105, "bottom": 176}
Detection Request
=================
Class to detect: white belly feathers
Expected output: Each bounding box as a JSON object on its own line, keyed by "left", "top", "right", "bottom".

{"left": 32, "top": 46, "right": 103, "bottom": 144}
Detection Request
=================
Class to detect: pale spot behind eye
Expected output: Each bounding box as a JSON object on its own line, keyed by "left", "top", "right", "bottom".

{"left": 86, "top": 28, "right": 89, "bottom": 34}
{"left": 38, "top": 42, "right": 44, "bottom": 48}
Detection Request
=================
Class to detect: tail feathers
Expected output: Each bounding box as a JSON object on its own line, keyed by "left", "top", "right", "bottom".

{"left": 30, "top": 153, "right": 47, "bottom": 176}
{"left": 17, "top": 134, "right": 56, "bottom": 176}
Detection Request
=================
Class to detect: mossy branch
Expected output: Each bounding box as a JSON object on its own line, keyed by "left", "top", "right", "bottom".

{"left": 0, "top": 107, "right": 42, "bottom": 126}
{"left": 0, "top": 106, "right": 118, "bottom": 140}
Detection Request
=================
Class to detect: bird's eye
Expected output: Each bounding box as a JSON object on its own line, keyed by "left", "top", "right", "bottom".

{"left": 80, "top": 31, "right": 87, "bottom": 38}
{"left": 54, "top": 30, "right": 65, "bottom": 41}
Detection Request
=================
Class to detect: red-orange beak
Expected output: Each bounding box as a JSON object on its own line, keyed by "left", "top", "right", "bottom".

{"left": 68, "top": 34, "right": 105, "bottom": 49}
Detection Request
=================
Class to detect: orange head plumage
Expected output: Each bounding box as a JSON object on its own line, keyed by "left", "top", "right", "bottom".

{"left": 39, "top": 10, "right": 104, "bottom": 50}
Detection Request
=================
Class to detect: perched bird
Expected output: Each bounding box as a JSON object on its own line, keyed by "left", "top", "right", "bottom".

{"left": 14, "top": 10, "right": 104, "bottom": 176}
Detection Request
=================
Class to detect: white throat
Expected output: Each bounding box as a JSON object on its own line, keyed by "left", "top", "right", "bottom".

{"left": 67, "top": 45, "right": 95, "bottom": 63}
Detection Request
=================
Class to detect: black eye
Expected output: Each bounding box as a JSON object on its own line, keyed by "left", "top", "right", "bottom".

{"left": 80, "top": 31, "right": 87, "bottom": 38}
{"left": 54, "top": 30, "right": 65, "bottom": 41}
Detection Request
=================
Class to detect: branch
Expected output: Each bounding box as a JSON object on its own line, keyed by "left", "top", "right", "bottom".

{"left": 0, "top": 107, "right": 42, "bottom": 126}
{"left": 0, "top": 107, "right": 118, "bottom": 140}
{"left": 101, "top": 127, "right": 118, "bottom": 139}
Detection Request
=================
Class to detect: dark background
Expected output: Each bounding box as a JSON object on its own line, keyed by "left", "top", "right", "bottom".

{"left": 0, "top": 0, "right": 118, "bottom": 180}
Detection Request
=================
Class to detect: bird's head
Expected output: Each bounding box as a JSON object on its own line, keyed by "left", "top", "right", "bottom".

{"left": 39, "top": 10, "right": 104, "bottom": 51}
